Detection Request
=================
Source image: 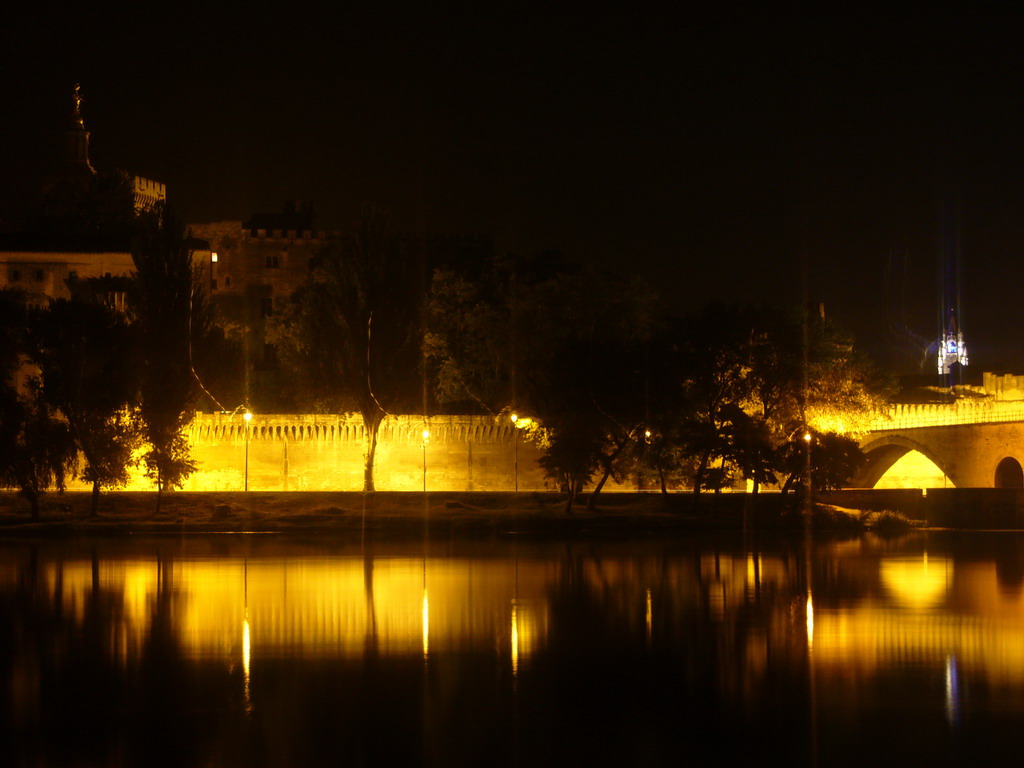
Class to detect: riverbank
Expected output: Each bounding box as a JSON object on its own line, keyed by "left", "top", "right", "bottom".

{"left": 0, "top": 490, "right": 863, "bottom": 537}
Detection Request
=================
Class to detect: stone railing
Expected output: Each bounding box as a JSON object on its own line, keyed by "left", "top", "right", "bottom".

{"left": 865, "top": 400, "right": 1024, "bottom": 432}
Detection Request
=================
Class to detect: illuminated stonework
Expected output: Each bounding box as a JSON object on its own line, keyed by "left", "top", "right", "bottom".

{"left": 937, "top": 311, "right": 968, "bottom": 376}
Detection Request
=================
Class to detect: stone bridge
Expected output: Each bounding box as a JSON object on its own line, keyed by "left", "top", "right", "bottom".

{"left": 855, "top": 400, "right": 1024, "bottom": 489}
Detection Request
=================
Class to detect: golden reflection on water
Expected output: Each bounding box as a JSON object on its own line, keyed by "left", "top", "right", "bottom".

{"left": 422, "top": 586, "right": 429, "bottom": 660}
{"left": 511, "top": 598, "right": 519, "bottom": 676}
{"left": 806, "top": 592, "right": 814, "bottom": 651}
{"left": 17, "top": 537, "right": 1024, "bottom": 696}
{"left": 880, "top": 553, "right": 952, "bottom": 609}
{"left": 32, "top": 556, "right": 554, "bottom": 666}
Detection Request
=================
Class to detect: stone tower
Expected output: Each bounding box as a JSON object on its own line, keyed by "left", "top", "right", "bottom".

{"left": 64, "top": 83, "right": 96, "bottom": 179}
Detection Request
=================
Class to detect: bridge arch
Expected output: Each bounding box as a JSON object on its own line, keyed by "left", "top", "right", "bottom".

{"left": 995, "top": 457, "right": 1024, "bottom": 488}
{"left": 856, "top": 434, "right": 957, "bottom": 489}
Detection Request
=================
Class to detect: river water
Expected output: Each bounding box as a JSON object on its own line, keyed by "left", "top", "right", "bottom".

{"left": 4, "top": 529, "right": 1024, "bottom": 766}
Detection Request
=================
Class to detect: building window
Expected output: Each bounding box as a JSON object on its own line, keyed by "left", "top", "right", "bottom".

{"left": 211, "top": 278, "right": 218, "bottom": 290}
{"left": 266, "top": 254, "right": 280, "bottom": 268}
{"left": 68, "top": 270, "right": 78, "bottom": 280}
{"left": 225, "top": 276, "right": 232, "bottom": 287}
{"left": 11, "top": 269, "right": 20, "bottom": 282}
{"left": 260, "top": 297, "right": 273, "bottom": 317}
{"left": 35, "top": 269, "right": 45, "bottom": 281}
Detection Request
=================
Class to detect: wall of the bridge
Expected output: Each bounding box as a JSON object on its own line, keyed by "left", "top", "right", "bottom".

{"left": 858, "top": 421, "right": 1024, "bottom": 489}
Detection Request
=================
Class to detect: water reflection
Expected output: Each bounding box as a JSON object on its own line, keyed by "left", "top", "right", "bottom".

{"left": 6, "top": 532, "right": 1024, "bottom": 765}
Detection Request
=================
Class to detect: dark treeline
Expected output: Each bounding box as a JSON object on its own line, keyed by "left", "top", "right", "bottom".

{"left": 1, "top": 202, "right": 892, "bottom": 514}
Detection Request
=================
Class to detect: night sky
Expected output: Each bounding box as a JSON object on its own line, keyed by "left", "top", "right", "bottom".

{"left": 4, "top": 4, "right": 1024, "bottom": 373}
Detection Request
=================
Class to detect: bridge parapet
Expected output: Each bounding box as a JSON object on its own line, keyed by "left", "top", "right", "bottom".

{"left": 865, "top": 400, "right": 1024, "bottom": 432}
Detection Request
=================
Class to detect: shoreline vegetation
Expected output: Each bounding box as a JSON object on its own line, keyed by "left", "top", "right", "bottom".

{"left": 0, "top": 490, "right": 917, "bottom": 537}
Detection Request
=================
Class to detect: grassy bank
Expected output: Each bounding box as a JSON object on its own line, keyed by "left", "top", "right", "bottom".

{"left": 0, "top": 490, "right": 856, "bottom": 537}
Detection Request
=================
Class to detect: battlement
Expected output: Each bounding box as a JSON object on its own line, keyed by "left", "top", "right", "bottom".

{"left": 188, "top": 413, "right": 519, "bottom": 445}
{"left": 867, "top": 399, "right": 1024, "bottom": 431}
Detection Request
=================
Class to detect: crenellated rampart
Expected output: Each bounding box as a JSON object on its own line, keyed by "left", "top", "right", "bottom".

{"left": 865, "top": 400, "right": 1024, "bottom": 432}
{"left": 94, "top": 412, "right": 566, "bottom": 493}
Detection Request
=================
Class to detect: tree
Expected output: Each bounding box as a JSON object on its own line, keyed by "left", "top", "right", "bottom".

{"left": 0, "top": 290, "right": 77, "bottom": 517}
{"left": 779, "top": 429, "right": 866, "bottom": 493}
{"left": 129, "top": 205, "right": 206, "bottom": 510}
{"left": 30, "top": 299, "right": 141, "bottom": 515}
{"left": 656, "top": 304, "right": 887, "bottom": 495}
{"left": 269, "top": 210, "right": 424, "bottom": 491}
{"left": 672, "top": 305, "right": 757, "bottom": 495}
{"left": 428, "top": 250, "right": 657, "bottom": 508}
{"left": 0, "top": 380, "right": 78, "bottom": 517}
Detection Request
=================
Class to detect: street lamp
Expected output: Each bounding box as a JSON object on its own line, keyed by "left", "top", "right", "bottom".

{"left": 421, "top": 428, "right": 430, "bottom": 492}
{"left": 803, "top": 430, "right": 812, "bottom": 520}
{"left": 244, "top": 410, "right": 253, "bottom": 492}
{"left": 511, "top": 414, "right": 532, "bottom": 491}
{"left": 511, "top": 414, "right": 519, "bottom": 491}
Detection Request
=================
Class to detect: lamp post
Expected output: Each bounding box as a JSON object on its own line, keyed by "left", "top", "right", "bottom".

{"left": 421, "top": 428, "right": 430, "bottom": 492}
{"left": 511, "top": 414, "right": 519, "bottom": 491}
{"left": 244, "top": 411, "right": 253, "bottom": 492}
{"left": 803, "top": 430, "right": 812, "bottom": 521}
{"left": 511, "top": 414, "right": 532, "bottom": 491}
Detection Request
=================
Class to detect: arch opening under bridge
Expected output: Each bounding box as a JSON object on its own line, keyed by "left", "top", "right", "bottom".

{"left": 995, "top": 457, "right": 1024, "bottom": 489}
{"left": 857, "top": 435, "right": 955, "bottom": 489}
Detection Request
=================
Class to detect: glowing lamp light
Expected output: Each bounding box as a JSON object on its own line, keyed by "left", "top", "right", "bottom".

{"left": 422, "top": 428, "right": 430, "bottom": 442}
{"left": 211, "top": 252, "right": 218, "bottom": 263}
{"left": 803, "top": 432, "right": 812, "bottom": 443}
{"left": 806, "top": 592, "right": 814, "bottom": 650}
{"left": 243, "top": 411, "right": 253, "bottom": 491}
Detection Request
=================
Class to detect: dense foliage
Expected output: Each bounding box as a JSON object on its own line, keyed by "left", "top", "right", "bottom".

{"left": 426, "top": 254, "right": 890, "bottom": 507}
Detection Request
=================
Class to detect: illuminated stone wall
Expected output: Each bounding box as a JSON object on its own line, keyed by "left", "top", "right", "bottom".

{"left": 866, "top": 399, "right": 1024, "bottom": 431}
{"left": 177, "top": 412, "right": 556, "bottom": 493}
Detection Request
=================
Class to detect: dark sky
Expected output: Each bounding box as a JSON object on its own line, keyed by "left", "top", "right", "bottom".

{"left": 5, "top": 3, "right": 1024, "bottom": 372}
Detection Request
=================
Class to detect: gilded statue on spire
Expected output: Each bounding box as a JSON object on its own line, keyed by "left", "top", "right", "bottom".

{"left": 71, "top": 83, "right": 85, "bottom": 129}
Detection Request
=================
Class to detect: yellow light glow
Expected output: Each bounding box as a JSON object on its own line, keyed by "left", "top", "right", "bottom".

{"left": 645, "top": 588, "right": 652, "bottom": 642}
{"left": 874, "top": 451, "right": 951, "bottom": 489}
{"left": 211, "top": 253, "right": 218, "bottom": 263}
{"left": 511, "top": 598, "right": 519, "bottom": 676}
{"left": 422, "top": 429, "right": 430, "bottom": 441}
{"left": 806, "top": 592, "right": 814, "bottom": 650}
{"left": 510, "top": 413, "right": 518, "bottom": 424}
{"left": 243, "top": 411, "right": 252, "bottom": 423}
{"left": 880, "top": 555, "right": 951, "bottom": 610}
{"left": 422, "top": 587, "right": 429, "bottom": 659}
{"left": 803, "top": 432, "right": 812, "bottom": 443}
{"left": 242, "top": 610, "right": 252, "bottom": 713}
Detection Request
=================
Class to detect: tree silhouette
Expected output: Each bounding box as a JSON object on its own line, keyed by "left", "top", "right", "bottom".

{"left": 129, "top": 206, "right": 205, "bottom": 510}
{"left": 30, "top": 299, "right": 141, "bottom": 515}
{"left": 270, "top": 210, "right": 424, "bottom": 491}
{"left": 0, "top": 291, "right": 77, "bottom": 516}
